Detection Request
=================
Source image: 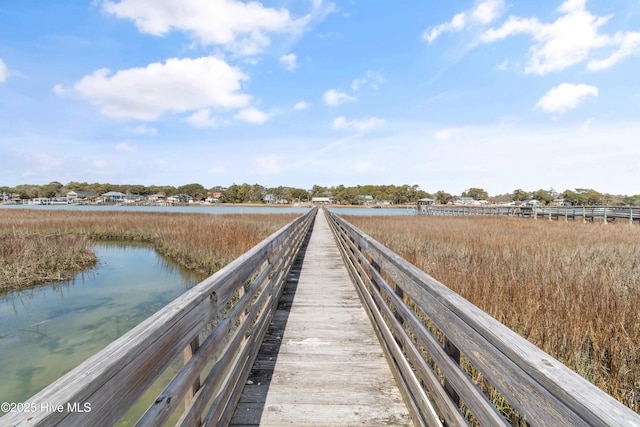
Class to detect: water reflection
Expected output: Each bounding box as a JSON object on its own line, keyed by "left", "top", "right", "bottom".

{"left": 0, "top": 243, "right": 206, "bottom": 407}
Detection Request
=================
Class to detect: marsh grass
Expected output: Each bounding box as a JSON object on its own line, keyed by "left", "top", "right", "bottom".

{"left": 0, "top": 209, "right": 297, "bottom": 293}
{"left": 346, "top": 215, "right": 640, "bottom": 414}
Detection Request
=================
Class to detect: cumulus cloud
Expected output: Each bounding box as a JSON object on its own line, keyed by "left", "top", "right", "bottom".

{"left": 323, "top": 89, "right": 356, "bottom": 106}
{"left": 102, "top": 0, "right": 311, "bottom": 56}
{"left": 479, "top": 0, "right": 640, "bottom": 74}
{"left": 588, "top": 31, "right": 640, "bottom": 71}
{"left": 351, "top": 70, "right": 386, "bottom": 91}
{"left": 234, "top": 107, "right": 270, "bottom": 124}
{"left": 536, "top": 83, "right": 598, "bottom": 114}
{"left": 279, "top": 53, "right": 297, "bottom": 70}
{"left": 0, "top": 58, "right": 7, "bottom": 83}
{"left": 70, "top": 56, "right": 250, "bottom": 121}
{"left": 116, "top": 141, "right": 138, "bottom": 152}
{"left": 423, "top": 0, "right": 504, "bottom": 43}
{"left": 293, "top": 101, "right": 311, "bottom": 110}
{"left": 52, "top": 84, "right": 69, "bottom": 96}
{"left": 332, "top": 116, "right": 385, "bottom": 133}
{"left": 126, "top": 124, "right": 157, "bottom": 135}
{"left": 187, "top": 109, "right": 220, "bottom": 128}
{"left": 435, "top": 128, "right": 462, "bottom": 141}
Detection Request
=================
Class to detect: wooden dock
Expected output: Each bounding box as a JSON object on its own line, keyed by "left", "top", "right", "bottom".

{"left": 230, "top": 208, "right": 412, "bottom": 426}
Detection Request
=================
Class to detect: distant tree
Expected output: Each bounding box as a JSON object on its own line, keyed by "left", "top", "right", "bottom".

{"left": 177, "top": 183, "right": 207, "bottom": 199}
{"left": 512, "top": 189, "right": 530, "bottom": 202}
{"left": 40, "top": 181, "right": 63, "bottom": 198}
{"left": 532, "top": 189, "right": 554, "bottom": 205}
{"left": 562, "top": 188, "right": 604, "bottom": 206}
{"left": 13, "top": 184, "right": 38, "bottom": 199}
{"left": 65, "top": 181, "right": 89, "bottom": 192}
{"left": 415, "top": 189, "right": 432, "bottom": 200}
{"left": 222, "top": 184, "right": 241, "bottom": 203}
{"left": 339, "top": 187, "right": 361, "bottom": 205}
{"left": 123, "top": 184, "right": 148, "bottom": 195}
{"left": 310, "top": 184, "right": 328, "bottom": 197}
{"left": 623, "top": 194, "right": 640, "bottom": 206}
{"left": 562, "top": 189, "right": 579, "bottom": 205}
{"left": 434, "top": 190, "right": 455, "bottom": 204}
{"left": 462, "top": 187, "right": 488, "bottom": 200}
{"left": 290, "top": 188, "right": 310, "bottom": 201}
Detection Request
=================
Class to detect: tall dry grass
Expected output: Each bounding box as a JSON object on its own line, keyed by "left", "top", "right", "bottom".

{"left": 0, "top": 209, "right": 297, "bottom": 292}
{"left": 346, "top": 214, "right": 640, "bottom": 414}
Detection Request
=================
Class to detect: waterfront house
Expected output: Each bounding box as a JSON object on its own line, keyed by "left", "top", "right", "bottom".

{"left": 102, "top": 191, "right": 127, "bottom": 203}
{"left": 312, "top": 197, "right": 334, "bottom": 204}
{"left": 67, "top": 190, "right": 97, "bottom": 203}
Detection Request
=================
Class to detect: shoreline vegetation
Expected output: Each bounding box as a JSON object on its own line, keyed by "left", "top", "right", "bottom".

{"left": 0, "top": 209, "right": 297, "bottom": 294}
{"left": 346, "top": 214, "right": 640, "bottom": 415}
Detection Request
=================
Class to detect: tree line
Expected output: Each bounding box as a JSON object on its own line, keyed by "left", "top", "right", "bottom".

{"left": 1, "top": 181, "right": 639, "bottom": 206}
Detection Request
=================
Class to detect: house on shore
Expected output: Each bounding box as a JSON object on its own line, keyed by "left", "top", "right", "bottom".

{"left": 312, "top": 197, "right": 335, "bottom": 204}
{"left": 67, "top": 190, "right": 97, "bottom": 204}
{"left": 102, "top": 191, "right": 127, "bottom": 203}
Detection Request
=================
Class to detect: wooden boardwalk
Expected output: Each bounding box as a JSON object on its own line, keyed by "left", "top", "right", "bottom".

{"left": 230, "top": 209, "right": 413, "bottom": 426}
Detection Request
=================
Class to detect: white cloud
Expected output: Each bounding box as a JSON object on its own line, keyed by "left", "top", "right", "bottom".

{"left": 187, "top": 109, "right": 220, "bottom": 128}
{"left": 536, "top": 83, "right": 598, "bottom": 114}
{"left": 52, "top": 83, "right": 66, "bottom": 96}
{"left": 323, "top": 89, "right": 356, "bottom": 106}
{"left": 332, "top": 116, "right": 385, "bottom": 133}
{"left": 102, "top": 0, "right": 311, "bottom": 56}
{"left": 351, "top": 70, "right": 385, "bottom": 91}
{"left": 479, "top": 0, "right": 640, "bottom": 74}
{"left": 423, "top": 0, "right": 504, "bottom": 43}
{"left": 126, "top": 124, "right": 157, "bottom": 135}
{"left": 588, "top": 31, "right": 640, "bottom": 71}
{"left": 71, "top": 56, "right": 250, "bottom": 121}
{"left": 252, "top": 155, "right": 281, "bottom": 175}
{"left": 116, "top": 141, "right": 138, "bottom": 152}
{"left": 293, "top": 101, "right": 311, "bottom": 110}
{"left": 435, "top": 128, "right": 462, "bottom": 141}
{"left": 279, "top": 53, "right": 297, "bottom": 70}
{"left": 0, "top": 58, "right": 7, "bottom": 83}
{"left": 234, "top": 107, "right": 270, "bottom": 124}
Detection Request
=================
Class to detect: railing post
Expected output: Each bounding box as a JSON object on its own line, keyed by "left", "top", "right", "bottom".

{"left": 184, "top": 335, "right": 201, "bottom": 409}
{"left": 603, "top": 207, "right": 607, "bottom": 225}
{"left": 631, "top": 207, "right": 634, "bottom": 225}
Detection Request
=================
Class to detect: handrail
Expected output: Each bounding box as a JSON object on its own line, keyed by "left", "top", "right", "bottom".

{"left": 416, "top": 205, "right": 639, "bottom": 224}
{"left": 325, "top": 207, "right": 640, "bottom": 427}
{"left": 1, "top": 207, "right": 317, "bottom": 427}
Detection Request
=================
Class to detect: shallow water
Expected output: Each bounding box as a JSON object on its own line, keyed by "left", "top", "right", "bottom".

{"left": 0, "top": 243, "right": 205, "bottom": 407}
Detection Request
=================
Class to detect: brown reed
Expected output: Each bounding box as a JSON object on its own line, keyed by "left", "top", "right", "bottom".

{"left": 345, "top": 214, "right": 640, "bottom": 414}
{"left": 0, "top": 209, "right": 297, "bottom": 292}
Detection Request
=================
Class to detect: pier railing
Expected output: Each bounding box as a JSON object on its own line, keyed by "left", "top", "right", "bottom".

{"left": 325, "top": 208, "right": 640, "bottom": 427}
{"left": 417, "top": 204, "right": 640, "bottom": 224}
{"left": 2, "top": 207, "right": 316, "bottom": 427}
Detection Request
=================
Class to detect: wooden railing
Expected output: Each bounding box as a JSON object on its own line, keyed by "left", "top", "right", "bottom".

{"left": 325, "top": 208, "right": 640, "bottom": 427}
{"left": 1, "top": 207, "right": 316, "bottom": 427}
{"left": 416, "top": 205, "right": 640, "bottom": 224}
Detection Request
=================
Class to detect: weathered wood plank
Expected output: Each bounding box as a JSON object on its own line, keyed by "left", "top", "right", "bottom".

{"left": 229, "top": 209, "right": 413, "bottom": 427}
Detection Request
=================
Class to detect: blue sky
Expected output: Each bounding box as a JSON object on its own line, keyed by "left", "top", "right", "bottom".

{"left": 1, "top": 0, "right": 639, "bottom": 196}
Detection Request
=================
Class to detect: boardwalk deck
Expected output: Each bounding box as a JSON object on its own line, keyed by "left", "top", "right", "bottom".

{"left": 230, "top": 209, "right": 412, "bottom": 426}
